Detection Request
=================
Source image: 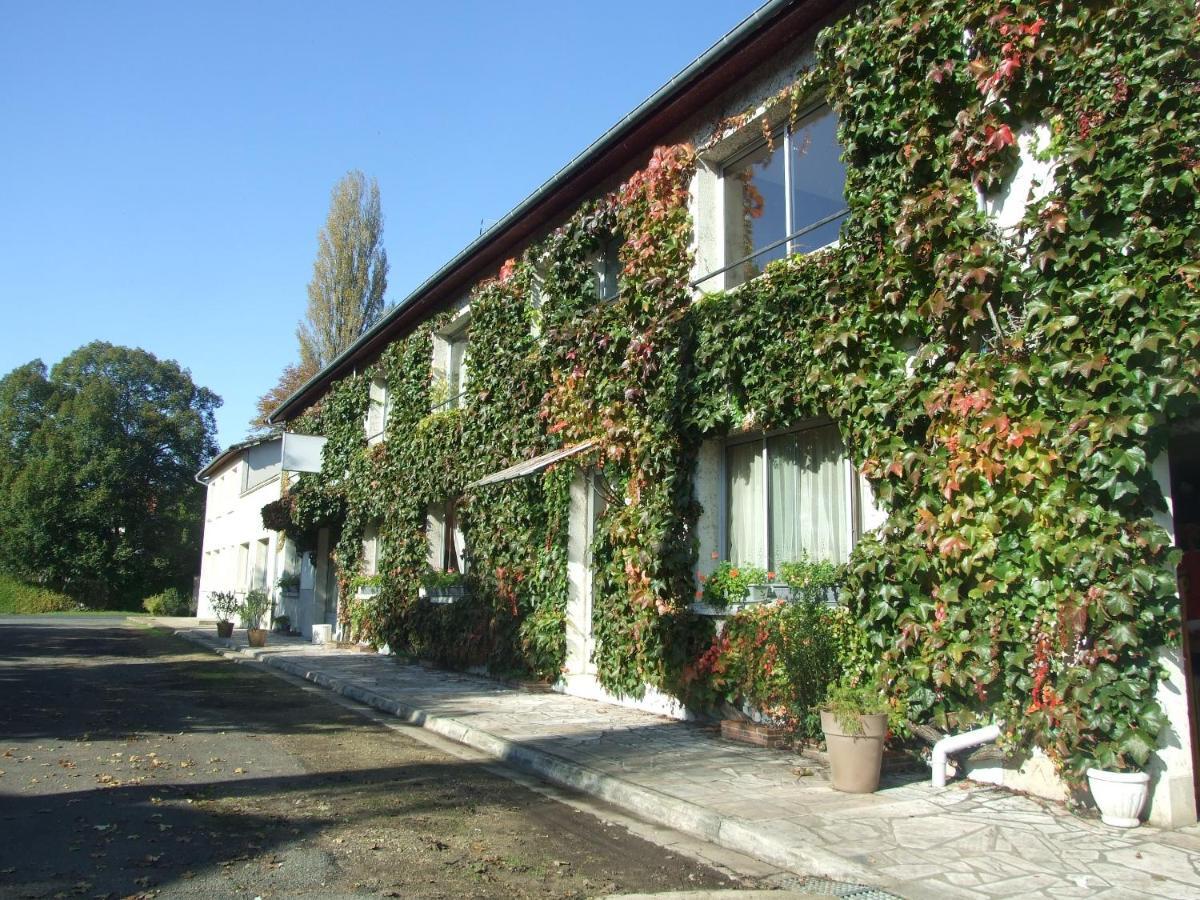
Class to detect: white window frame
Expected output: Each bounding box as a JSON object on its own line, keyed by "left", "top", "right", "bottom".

{"left": 587, "top": 237, "right": 621, "bottom": 302}
{"left": 426, "top": 499, "right": 466, "bottom": 573}
{"left": 720, "top": 420, "right": 861, "bottom": 571}
{"left": 696, "top": 102, "right": 848, "bottom": 291}
{"left": 365, "top": 376, "right": 390, "bottom": 444}
{"left": 432, "top": 311, "right": 471, "bottom": 412}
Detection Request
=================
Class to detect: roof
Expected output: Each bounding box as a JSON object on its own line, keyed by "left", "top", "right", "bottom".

{"left": 194, "top": 434, "right": 281, "bottom": 484}
{"left": 269, "top": 0, "right": 841, "bottom": 425}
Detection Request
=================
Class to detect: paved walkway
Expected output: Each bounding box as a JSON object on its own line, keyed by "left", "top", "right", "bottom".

{"left": 163, "top": 622, "right": 1200, "bottom": 900}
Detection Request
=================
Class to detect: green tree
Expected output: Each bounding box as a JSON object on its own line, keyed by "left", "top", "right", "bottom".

{"left": 250, "top": 170, "right": 388, "bottom": 433}
{"left": 298, "top": 169, "right": 389, "bottom": 367}
{"left": 0, "top": 342, "right": 220, "bottom": 608}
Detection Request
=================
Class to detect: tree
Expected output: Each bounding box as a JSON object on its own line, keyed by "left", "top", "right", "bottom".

{"left": 298, "top": 170, "right": 389, "bottom": 369}
{"left": 251, "top": 170, "right": 389, "bottom": 433}
{"left": 0, "top": 342, "right": 220, "bottom": 608}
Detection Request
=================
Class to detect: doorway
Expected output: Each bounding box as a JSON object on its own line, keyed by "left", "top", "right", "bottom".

{"left": 1168, "top": 425, "right": 1200, "bottom": 815}
{"left": 563, "top": 469, "right": 606, "bottom": 689}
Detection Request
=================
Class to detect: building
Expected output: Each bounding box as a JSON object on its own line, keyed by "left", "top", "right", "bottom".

{"left": 245, "top": 0, "right": 1197, "bottom": 827}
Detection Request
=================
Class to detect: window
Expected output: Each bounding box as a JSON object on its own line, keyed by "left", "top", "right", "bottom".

{"left": 725, "top": 422, "right": 857, "bottom": 569}
{"left": 588, "top": 238, "right": 621, "bottom": 302}
{"left": 358, "top": 523, "right": 381, "bottom": 596}
{"left": 433, "top": 316, "right": 470, "bottom": 412}
{"left": 427, "top": 499, "right": 466, "bottom": 573}
{"left": 715, "top": 105, "right": 847, "bottom": 290}
{"left": 365, "top": 376, "right": 390, "bottom": 444}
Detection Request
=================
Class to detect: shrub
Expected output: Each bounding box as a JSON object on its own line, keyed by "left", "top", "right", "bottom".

{"left": 141, "top": 587, "right": 191, "bottom": 616}
{"left": 0, "top": 574, "right": 76, "bottom": 614}
{"left": 696, "top": 598, "right": 862, "bottom": 738}
{"left": 240, "top": 589, "right": 270, "bottom": 629}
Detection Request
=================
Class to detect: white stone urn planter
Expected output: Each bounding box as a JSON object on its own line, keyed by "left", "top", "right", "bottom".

{"left": 1086, "top": 768, "right": 1149, "bottom": 827}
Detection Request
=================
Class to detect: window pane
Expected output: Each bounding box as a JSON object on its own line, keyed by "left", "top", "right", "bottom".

{"left": 768, "top": 425, "right": 850, "bottom": 567}
{"left": 724, "top": 140, "right": 787, "bottom": 287}
{"left": 726, "top": 440, "right": 765, "bottom": 567}
{"left": 789, "top": 108, "right": 847, "bottom": 253}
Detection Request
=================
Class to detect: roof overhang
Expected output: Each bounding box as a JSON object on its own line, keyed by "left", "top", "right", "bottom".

{"left": 269, "top": 0, "right": 846, "bottom": 425}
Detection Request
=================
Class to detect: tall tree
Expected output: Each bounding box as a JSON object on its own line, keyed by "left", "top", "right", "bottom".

{"left": 0, "top": 342, "right": 220, "bottom": 607}
{"left": 298, "top": 170, "right": 389, "bottom": 369}
{"left": 250, "top": 170, "right": 389, "bottom": 433}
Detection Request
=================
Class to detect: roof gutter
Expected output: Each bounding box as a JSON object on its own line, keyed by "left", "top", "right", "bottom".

{"left": 269, "top": 0, "right": 833, "bottom": 424}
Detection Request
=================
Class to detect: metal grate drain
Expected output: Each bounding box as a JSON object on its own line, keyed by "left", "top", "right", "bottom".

{"left": 765, "top": 872, "right": 901, "bottom": 899}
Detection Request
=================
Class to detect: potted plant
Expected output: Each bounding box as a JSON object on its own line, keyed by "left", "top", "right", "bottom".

{"left": 209, "top": 590, "right": 240, "bottom": 639}
{"left": 241, "top": 589, "right": 271, "bottom": 648}
{"left": 276, "top": 571, "right": 301, "bottom": 596}
{"left": 693, "top": 562, "right": 765, "bottom": 615}
{"left": 818, "top": 676, "right": 891, "bottom": 793}
{"left": 1087, "top": 750, "right": 1151, "bottom": 828}
{"left": 271, "top": 614, "right": 292, "bottom": 634}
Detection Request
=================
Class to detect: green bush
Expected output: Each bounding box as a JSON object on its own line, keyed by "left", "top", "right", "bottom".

{"left": 0, "top": 574, "right": 76, "bottom": 613}
{"left": 141, "top": 587, "right": 191, "bottom": 616}
{"left": 696, "top": 598, "right": 863, "bottom": 738}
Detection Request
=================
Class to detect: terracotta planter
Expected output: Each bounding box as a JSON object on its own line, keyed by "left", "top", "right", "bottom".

{"left": 247, "top": 628, "right": 268, "bottom": 648}
{"left": 1087, "top": 768, "right": 1149, "bottom": 827}
{"left": 820, "top": 710, "right": 888, "bottom": 793}
{"left": 216, "top": 621, "right": 234, "bottom": 639}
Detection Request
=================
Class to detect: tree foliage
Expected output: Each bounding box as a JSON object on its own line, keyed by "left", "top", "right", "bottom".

{"left": 297, "top": 170, "right": 389, "bottom": 370}
{"left": 252, "top": 170, "right": 389, "bottom": 434}
{"left": 0, "top": 342, "right": 220, "bottom": 607}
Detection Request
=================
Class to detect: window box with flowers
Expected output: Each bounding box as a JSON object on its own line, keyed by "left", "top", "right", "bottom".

{"left": 420, "top": 570, "right": 468, "bottom": 605}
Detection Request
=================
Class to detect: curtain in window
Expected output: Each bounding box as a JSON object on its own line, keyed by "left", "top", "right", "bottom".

{"left": 726, "top": 441, "right": 766, "bottom": 567}
{"left": 768, "top": 425, "right": 850, "bottom": 566}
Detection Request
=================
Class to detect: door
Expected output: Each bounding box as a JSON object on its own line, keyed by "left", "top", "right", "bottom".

{"left": 564, "top": 469, "right": 606, "bottom": 685}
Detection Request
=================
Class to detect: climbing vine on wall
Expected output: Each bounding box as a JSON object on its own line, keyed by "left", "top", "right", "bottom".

{"left": 274, "top": 0, "right": 1198, "bottom": 781}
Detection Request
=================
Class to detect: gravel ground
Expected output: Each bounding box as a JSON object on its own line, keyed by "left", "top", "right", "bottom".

{"left": 0, "top": 621, "right": 750, "bottom": 898}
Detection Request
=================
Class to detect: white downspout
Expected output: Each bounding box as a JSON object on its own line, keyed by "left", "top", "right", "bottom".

{"left": 931, "top": 724, "right": 1002, "bottom": 788}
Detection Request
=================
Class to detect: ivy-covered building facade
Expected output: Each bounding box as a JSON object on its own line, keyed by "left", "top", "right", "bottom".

{"left": 260, "top": 0, "right": 1200, "bottom": 827}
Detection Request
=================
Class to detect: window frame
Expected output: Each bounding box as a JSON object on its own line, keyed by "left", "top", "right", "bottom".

{"left": 365, "top": 376, "right": 390, "bottom": 444}
{"left": 719, "top": 419, "right": 862, "bottom": 571}
{"left": 432, "top": 311, "right": 471, "bottom": 413}
{"left": 696, "top": 102, "right": 848, "bottom": 291}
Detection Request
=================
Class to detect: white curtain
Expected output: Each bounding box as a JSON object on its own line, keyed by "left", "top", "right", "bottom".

{"left": 768, "top": 425, "right": 850, "bottom": 566}
{"left": 726, "top": 441, "right": 766, "bottom": 567}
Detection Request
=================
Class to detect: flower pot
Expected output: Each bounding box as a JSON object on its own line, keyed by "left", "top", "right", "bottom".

{"left": 820, "top": 710, "right": 888, "bottom": 793}
{"left": 247, "top": 628, "right": 268, "bottom": 648}
{"left": 1087, "top": 768, "right": 1150, "bottom": 828}
{"left": 216, "top": 621, "right": 234, "bottom": 639}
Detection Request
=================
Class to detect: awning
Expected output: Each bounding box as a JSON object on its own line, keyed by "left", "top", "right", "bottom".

{"left": 470, "top": 439, "right": 597, "bottom": 489}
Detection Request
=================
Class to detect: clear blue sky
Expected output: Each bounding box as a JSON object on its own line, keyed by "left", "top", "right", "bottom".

{"left": 0, "top": 1, "right": 765, "bottom": 449}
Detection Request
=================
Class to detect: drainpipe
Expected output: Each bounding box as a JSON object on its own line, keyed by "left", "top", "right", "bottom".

{"left": 931, "top": 723, "right": 1002, "bottom": 788}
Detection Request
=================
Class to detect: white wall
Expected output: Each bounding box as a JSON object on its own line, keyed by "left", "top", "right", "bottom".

{"left": 196, "top": 441, "right": 286, "bottom": 622}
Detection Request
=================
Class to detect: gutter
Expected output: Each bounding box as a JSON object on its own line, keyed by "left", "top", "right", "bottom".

{"left": 269, "top": 0, "right": 837, "bottom": 425}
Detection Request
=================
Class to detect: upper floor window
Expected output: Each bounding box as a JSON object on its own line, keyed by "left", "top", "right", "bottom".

{"left": 365, "top": 376, "right": 390, "bottom": 444}
{"left": 433, "top": 315, "right": 470, "bottom": 412}
{"left": 725, "top": 422, "right": 858, "bottom": 570}
{"left": 719, "top": 105, "right": 847, "bottom": 289}
{"left": 427, "top": 499, "right": 466, "bottom": 573}
{"left": 588, "top": 238, "right": 621, "bottom": 302}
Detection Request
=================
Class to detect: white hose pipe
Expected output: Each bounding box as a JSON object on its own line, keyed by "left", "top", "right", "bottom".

{"left": 931, "top": 723, "right": 1002, "bottom": 788}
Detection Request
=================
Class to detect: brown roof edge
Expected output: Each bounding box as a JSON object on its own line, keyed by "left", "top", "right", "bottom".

{"left": 270, "top": 0, "right": 844, "bottom": 425}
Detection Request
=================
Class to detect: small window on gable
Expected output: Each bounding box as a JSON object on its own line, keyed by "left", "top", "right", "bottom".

{"left": 365, "top": 376, "right": 389, "bottom": 444}
{"left": 432, "top": 314, "right": 470, "bottom": 412}
{"left": 588, "top": 238, "right": 621, "bottom": 303}
{"left": 716, "top": 104, "right": 847, "bottom": 290}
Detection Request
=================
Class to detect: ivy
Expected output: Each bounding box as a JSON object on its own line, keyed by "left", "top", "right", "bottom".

{"left": 274, "top": 0, "right": 1199, "bottom": 783}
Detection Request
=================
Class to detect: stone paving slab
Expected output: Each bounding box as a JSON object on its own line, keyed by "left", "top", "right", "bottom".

{"left": 164, "top": 623, "right": 1200, "bottom": 900}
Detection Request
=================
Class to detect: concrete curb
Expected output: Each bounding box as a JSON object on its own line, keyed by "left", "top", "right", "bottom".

{"left": 171, "top": 626, "right": 872, "bottom": 883}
